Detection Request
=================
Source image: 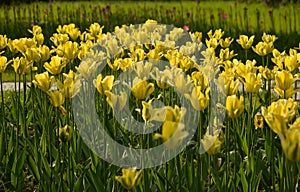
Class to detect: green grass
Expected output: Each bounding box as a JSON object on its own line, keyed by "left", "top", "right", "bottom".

{"left": 1, "top": 1, "right": 300, "bottom": 39}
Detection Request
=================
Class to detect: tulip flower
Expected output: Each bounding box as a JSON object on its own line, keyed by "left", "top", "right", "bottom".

{"left": 57, "top": 70, "right": 81, "bottom": 98}
{"left": 262, "top": 32, "right": 278, "bottom": 44}
{"left": 254, "top": 112, "right": 264, "bottom": 129}
{"left": 217, "top": 72, "right": 240, "bottom": 96}
{"left": 242, "top": 72, "right": 262, "bottom": 93}
{"left": 93, "top": 74, "right": 115, "bottom": 95}
{"left": 219, "top": 48, "right": 237, "bottom": 61}
{"left": 219, "top": 37, "right": 233, "bottom": 48}
{"left": 44, "top": 56, "right": 66, "bottom": 75}
{"left": 56, "top": 41, "right": 79, "bottom": 62}
{"left": 32, "top": 72, "right": 55, "bottom": 92}
{"left": 115, "top": 167, "right": 143, "bottom": 190}
{"left": 275, "top": 70, "right": 297, "bottom": 91}
{"left": 236, "top": 35, "right": 254, "bottom": 49}
{"left": 0, "top": 55, "right": 11, "bottom": 73}
{"left": 154, "top": 121, "right": 188, "bottom": 149}
{"left": 201, "top": 133, "right": 222, "bottom": 155}
{"left": 131, "top": 77, "right": 154, "bottom": 100}
{"left": 279, "top": 117, "right": 300, "bottom": 162}
{"left": 50, "top": 33, "right": 69, "bottom": 46}
{"left": 261, "top": 98, "right": 297, "bottom": 134}
{"left": 185, "top": 86, "right": 210, "bottom": 111}
{"left": 105, "top": 91, "right": 127, "bottom": 112}
{"left": 0, "top": 34, "right": 8, "bottom": 50}
{"left": 226, "top": 95, "right": 244, "bottom": 118}
{"left": 58, "top": 125, "right": 72, "bottom": 142}
{"left": 39, "top": 45, "right": 51, "bottom": 62}
{"left": 252, "top": 42, "right": 274, "bottom": 56}
{"left": 284, "top": 48, "right": 300, "bottom": 72}
{"left": 12, "top": 57, "right": 37, "bottom": 75}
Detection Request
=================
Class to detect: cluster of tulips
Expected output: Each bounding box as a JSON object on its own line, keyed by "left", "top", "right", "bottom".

{"left": 0, "top": 19, "right": 300, "bottom": 190}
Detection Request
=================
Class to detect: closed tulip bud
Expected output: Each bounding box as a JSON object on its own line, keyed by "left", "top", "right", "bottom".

{"left": 226, "top": 95, "right": 244, "bottom": 118}
{"left": 115, "top": 167, "right": 143, "bottom": 190}
{"left": 48, "top": 90, "right": 65, "bottom": 108}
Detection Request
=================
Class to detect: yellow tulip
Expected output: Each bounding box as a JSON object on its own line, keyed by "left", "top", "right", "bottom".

{"left": 163, "top": 105, "right": 186, "bottom": 123}
{"left": 32, "top": 72, "right": 55, "bottom": 92}
{"left": 129, "top": 48, "right": 146, "bottom": 62}
{"left": 271, "top": 49, "right": 286, "bottom": 69}
{"left": 151, "top": 67, "right": 172, "bottom": 89}
{"left": 0, "top": 56, "right": 11, "bottom": 73}
{"left": 242, "top": 72, "right": 262, "bottom": 93}
{"left": 207, "top": 29, "right": 224, "bottom": 40}
{"left": 115, "top": 167, "right": 143, "bottom": 190}
{"left": 219, "top": 37, "right": 233, "bottom": 48}
{"left": 134, "top": 61, "right": 152, "bottom": 79}
{"left": 57, "top": 70, "right": 81, "bottom": 98}
{"left": 12, "top": 57, "right": 37, "bottom": 75}
{"left": 23, "top": 47, "right": 40, "bottom": 63}
{"left": 185, "top": 86, "right": 210, "bottom": 111}
{"left": 191, "top": 71, "right": 208, "bottom": 91}
{"left": 39, "top": 45, "right": 51, "bottom": 62}
{"left": 275, "top": 70, "right": 297, "bottom": 91}
{"left": 201, "top": 133, "right": 222, "bottom": 155}
{"left": 217, "top": 72, "right": 239, "bottom": 96}
{"left": 262, "top": 32, "right": 278, "bottom": 44}
{"left": 34, "top": 33, "right": 44, "bottom": 46}
{"left": 78, "top": 41, "right": 93, "bottom": 60}
{"left": 235, "top": 59, "right": 257, "bottom": 79}
{"left": 279, "top": 118, "right": 300, "bottom": 162}
{"left": 284, "top": 48, "right": 300, "bottom": 72}
{"left": 226, "top": 95, "right": 244, "bottom": 118}
{"left": 0, "top": 34, "right": 8, "bottom": 50}
{"left": 131, "top": 78, "right": 154, "bottom": 100}
{"left": 48, "top": 90, "right": 65, "bottom": 107}
{"left": 119, "top": 58, "right": 134, "bottom": 71}
{"left": 58, "top": 125, "right": 72, "bottom": 142}
{"left": 219, "top": 48, "right": 237, "bottom": 61}
{"left": 105, "top": 91, "right": 127, "bottom": 112}
{"left": 93, "top": 74, "right": 114, "bottom": 95}
{"left": 261, "top": 98, "right": 297, "bottom": 134}
{"left": 56, "top": 41, "right": 79, "bottom": 61}
{"left": 252, "top": 42, "right": 274, "bottom": 56}
{"left": 236, "top": 35, "right": 255, "bottom": 49}
{"left": 254, "top": 112, "right": 264, "bottom": 129}
{"left": 205, "top": 38, "right": 219, "bottom": 49}
{"left": 88, "top": 23, "right": 104, "bottom": 38}
{"left": 274, "top": 86, "right": 296, "bottom": 99}
{"left": 50, "top": 33, "right": 69, "bottom": 47}
{"left": 28, "top": 25, "right": 42, "bottom": 35}
{"left": 154, "top": 121, "right": 188, "bottom": 149}
{"left": 172, "top": 73, "right": 193, "bottom": 95}
{"left": 44, "top": 56, "right": 66, "bottom": 75}
{"left": 258, "top": 66, "right": 275, "bottom": 80}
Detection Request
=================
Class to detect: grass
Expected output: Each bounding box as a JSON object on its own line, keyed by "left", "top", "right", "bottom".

{"left": 1, "top": 1, "right": 300, "bottom": 39}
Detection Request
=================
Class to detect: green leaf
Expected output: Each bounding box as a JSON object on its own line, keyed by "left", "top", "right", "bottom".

{"left": 239, "top": 167, "right": 248, "bottom": 192}
{"left": 27, "top": 155, "right": 40, "bottom": 181}
{"left": 11, "top": 150, "right": 27, "bottom": 188}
